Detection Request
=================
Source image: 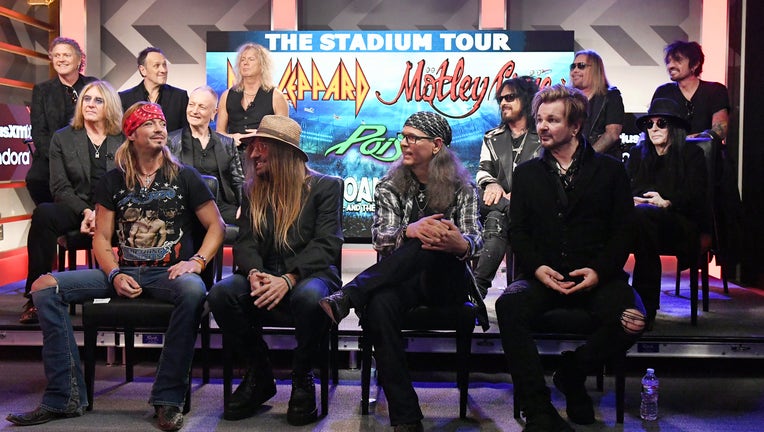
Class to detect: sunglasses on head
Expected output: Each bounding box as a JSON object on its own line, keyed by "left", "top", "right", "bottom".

{"left": 570, "top": 62, "right": 590, "bottom": 71}
{"left": 645, "top": 118, "right": 669, "bottom": 129}
{"left": 498, "top": 93, "right": 518, "bottom": 103}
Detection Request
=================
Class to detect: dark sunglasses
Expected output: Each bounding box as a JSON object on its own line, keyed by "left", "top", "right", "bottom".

{"left": 498, "top": 93, "right": 518, "bottom": 103}
{"left": 65, "top": 86, "right": 79, "bottom": 105}
{"left": 569, "top": 62, "right": 590, "bottom": 71}
{"left": 644, "top": 118, "right": 668, "bottom": 129}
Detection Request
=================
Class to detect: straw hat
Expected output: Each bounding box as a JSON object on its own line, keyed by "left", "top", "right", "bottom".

{"left": 635, "top": 98, "right": 690, "bottom": 132}
{"left": 253, "top": 115, "right": 307, "bottom": 161}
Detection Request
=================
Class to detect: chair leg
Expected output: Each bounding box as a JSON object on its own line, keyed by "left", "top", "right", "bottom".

{"left": 456, "top": 328, "right": 472, "bottom": 419}
{"left": 84, "top": 326, "right": 98, "bottom": 412}
{"left": 181, "top": 370, "right": 192, "bottom": 414}
{"left": 57, "top": 245, "right": 66, "bottom": 272}
{"left": 125, "top": 329, "right": 135, "bottom": 382}
{"left": 222, "top": 332, "right": 234, "bottom": 409}
{"left": 201, "top": 316, "right": 210, "bottom": 384}
{"left": 614, "top": 355, "right": 625, "bottom": 424}
{"left": 690, "top": 262, "right": 699, "bottom": 326}
{"left": 702, "top": 255, "right": 710, "bottom": 312}
{"left": 320, "top": 336, "right": 329, "bottom": 417}
{"left": 68, "top": 247, "right": 77, "bottom": 271}
{"left": 675, "top": 257, "right": 682, "bottom": 296}
{"left": 360, "top": 336, "right": 372, "bottom": 415}
{"left": 330, "top": 324, "right": 339, "bottom": 385}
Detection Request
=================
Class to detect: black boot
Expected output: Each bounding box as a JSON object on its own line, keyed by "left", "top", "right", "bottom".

{"left": 287, "top": 371, "right": 317, "bottom": 426}
{"left": 553, "top": 351, "right": 595, "bottom": 425}
{"left": 523, "top": 402, "right": 574, "bottom": 432}
{"left": 224, "top": 365, "right": 277, "bottom": 420}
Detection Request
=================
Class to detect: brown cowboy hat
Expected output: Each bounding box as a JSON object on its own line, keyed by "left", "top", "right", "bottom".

{"left": 252, "top": 115, "right": 308, "bottom": 161}
{"left": 635, "top": 98, "right": 690, "bottom": 132}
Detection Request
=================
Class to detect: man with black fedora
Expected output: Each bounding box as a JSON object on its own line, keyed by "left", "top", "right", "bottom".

{"left": 206, "top": 115, "right": 343, "bottom": 425}
{"left": 627, "top": 97, "right": 709, "bottom": 325}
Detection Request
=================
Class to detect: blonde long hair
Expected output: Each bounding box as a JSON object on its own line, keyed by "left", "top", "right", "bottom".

{"left": 232, "top": 43, "right": 276, "bottom": 92}
{"left": 71, "top": 81, "right": 122, "bottom": 135}
{"left": 244, "top": 139, "right": 309, "bottom": 251}
{"left": 114, "top": 102, "right": 181, "bottom": 190}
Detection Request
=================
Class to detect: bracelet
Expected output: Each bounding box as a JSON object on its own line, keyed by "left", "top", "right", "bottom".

{"left": 108, "top": 268, "right": 122, "bottom": 284}
{"left": 190, "top": 254, "right": 207, "bottom": 271}
{"left": 281, "top": 274, "right": 294, "bottom": 291}
{"left": 457, "top": 242, "right": 472, "bottom": 261}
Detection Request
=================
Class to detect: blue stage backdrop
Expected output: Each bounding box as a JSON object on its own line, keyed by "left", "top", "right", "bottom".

{"left": 207, "top": 30, "right": 573, "bottom": 240}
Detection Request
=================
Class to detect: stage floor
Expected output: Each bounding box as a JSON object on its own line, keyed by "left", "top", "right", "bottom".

{"left": 2, "top": 257, "right": 764, "bottom": 361}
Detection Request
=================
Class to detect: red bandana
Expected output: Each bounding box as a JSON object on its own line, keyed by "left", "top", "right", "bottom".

{"left": 122, "top": 103, "right": 166, "bottom": 137}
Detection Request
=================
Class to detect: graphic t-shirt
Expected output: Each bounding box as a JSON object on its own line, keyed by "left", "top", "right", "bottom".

{"left": 95, "top": 165, "right": 213, "bottom": 267}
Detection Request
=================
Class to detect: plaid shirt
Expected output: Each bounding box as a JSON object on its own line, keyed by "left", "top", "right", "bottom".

{"left": 371, "top": 176, "right": 483, "bottom": 258}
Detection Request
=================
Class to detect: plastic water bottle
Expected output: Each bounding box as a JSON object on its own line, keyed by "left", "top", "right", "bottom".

{"left": 640, "top": 368, "right": 659, "bottom": 421}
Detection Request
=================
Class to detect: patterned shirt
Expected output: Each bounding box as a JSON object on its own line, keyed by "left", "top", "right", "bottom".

{"left": 371, "top": 175, "right": 483, "bottom": 258}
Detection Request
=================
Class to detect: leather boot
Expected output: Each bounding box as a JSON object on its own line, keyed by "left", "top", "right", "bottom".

{"left": 224, "top": 365, "right": 277, "bottom": 420}
{"left": 287, "top": 371, "right": 317, "bottom": 426}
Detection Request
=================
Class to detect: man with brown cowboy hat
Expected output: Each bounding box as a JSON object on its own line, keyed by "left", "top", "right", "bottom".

{"left": 207, "top": 115, "right": 343, "bottom": 425}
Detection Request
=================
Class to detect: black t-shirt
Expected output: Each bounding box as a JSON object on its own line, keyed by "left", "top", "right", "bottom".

{"left": 652, "top": 80, "right": 730, "bottom": 135}
{"left": 95, "top": 165, "right": 213, "bottom": 267}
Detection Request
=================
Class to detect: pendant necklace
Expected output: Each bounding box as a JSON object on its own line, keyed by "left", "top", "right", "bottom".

{"left": 415, "top": 183, "right": 428, "bottom": 218}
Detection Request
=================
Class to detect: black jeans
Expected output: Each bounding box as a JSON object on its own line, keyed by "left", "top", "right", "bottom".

{"left": 207, "top": 273, "right": 337, "bottom": 375}
{"left": 631, "top": 203, "right": 697, "bottom": 320}
{"left": 343, "top": 240, "right": 470, "bottom": 426}
{"left": 25, "top": 202, "right": 81, "bottom": 298}
{"left": 495, "top": 277, "right": 644, "bottom": 408}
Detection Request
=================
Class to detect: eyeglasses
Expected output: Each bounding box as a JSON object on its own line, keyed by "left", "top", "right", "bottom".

{"left": 65, "top": 86, "right": 79, "bottom": 105}
{"left": 644, "top": 118, "right": 668, "bottom": 129}
{"left": 247, "top": 139, "right": 267, "bottom": 153}
{"left": 81, "top": 95, "right": 104, "bottom": 106}
{"left": 569, "top": 62, "right": 590, "bottom": 71}
{"left": 498, "top": 93, "right": 518, "bottom": 103}
{"left": 398, "top": 133, "right": 434, "bottom": 145}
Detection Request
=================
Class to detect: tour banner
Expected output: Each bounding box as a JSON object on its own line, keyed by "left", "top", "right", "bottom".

{"left": 207, "top": 31, "right": 573, "bottom": 239}
{"left": 0, "top": 103, "right": 32, "bottom": 182}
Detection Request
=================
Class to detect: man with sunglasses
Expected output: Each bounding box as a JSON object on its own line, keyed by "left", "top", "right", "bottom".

{"left": 627, "top": 98, "right": 708, "bottom": 326}
{"left": 474, "top": 77, "right": 541, "bottom": 297}
{"left": 652, "top": 40, "right": 729, "bottom": 140}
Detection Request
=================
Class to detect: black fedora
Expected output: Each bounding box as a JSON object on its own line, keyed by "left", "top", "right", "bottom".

{"left": 635, "top": 98, "right": 690, "bottom": 132}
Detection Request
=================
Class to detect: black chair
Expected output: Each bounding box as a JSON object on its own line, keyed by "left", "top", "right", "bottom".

{"left": 214, "top": 224, "right": 239, "bottom": 282}
{"left": 512, "top": 308, "right": 627, "bottom": 424}
{"left": 81, "top": 174, "right": 219, "bottom": 410}
{"left": 670, "top": 136, "right": 724, "bottom": 325}
{"left": 359, "top": 302, "right": 477, "bottom": 419}
{"left": 57, "top": 231, "right": 94, "bottom": 272}
{"left": 82, "top": 298, "right": 194, "bottom": 413}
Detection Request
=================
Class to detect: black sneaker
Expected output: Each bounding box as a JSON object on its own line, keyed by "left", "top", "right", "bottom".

{"left": 224, "top": 367, "right": 277, "bottom": 420}
{"left": 286, "top": 371, "right": 317, "bottom": 426}
{"left": 553, "top": 352, "right": 595, "bottom": 425}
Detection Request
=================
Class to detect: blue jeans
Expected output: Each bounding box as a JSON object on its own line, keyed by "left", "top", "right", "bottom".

{"left": 207, "top": 273, "right": 335, "bottom": 374}
{"left": 31, "top": 267, "right": 206, "bottom": 413}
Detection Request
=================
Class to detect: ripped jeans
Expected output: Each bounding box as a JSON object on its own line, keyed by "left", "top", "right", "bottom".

{"left": 31, "top": 267, "right": 206, "bottom": 413}
{"left": 474, "top": 207, "right": 509, "bottom": 297}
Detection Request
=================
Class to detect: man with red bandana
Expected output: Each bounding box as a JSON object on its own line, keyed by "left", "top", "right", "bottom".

{"left": 7, "top": 102, "right": 224, "bottom": 431}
